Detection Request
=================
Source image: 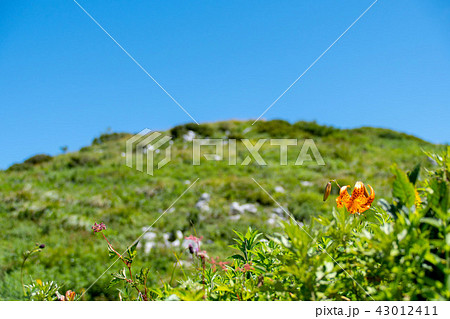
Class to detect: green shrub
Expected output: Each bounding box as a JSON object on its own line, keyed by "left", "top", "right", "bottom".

{"left": 7, "top": 163, "right": 31, "bottom": 171}
{"left": 170, "top": 123, "right": 213, "bottom": 139}
{"left": 24, "top": 154, "right": 53, "bottom": 165}
{"left": 7, "top": 154, "right": 53, "bottom": 171}
{"left": 255, "top": 119, "right": 294, "bottom": 138}
{"left": 66, "top": 155, "right": 101, "bottom": 168}
{"left": 349, "top": 127, "right": 425, "bottom": 142}
{"left": 92, "top": 132, "right": 129, "bottom": 145}
{"left": 293, "top": 121, "right": 337, "bottom": 137}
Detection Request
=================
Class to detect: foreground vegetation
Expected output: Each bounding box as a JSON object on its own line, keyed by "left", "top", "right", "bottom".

{"left": 0, "top": 120, "right": 447, "bottom": 300}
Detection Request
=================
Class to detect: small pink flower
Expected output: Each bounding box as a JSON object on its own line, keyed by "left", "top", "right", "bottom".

{"left": 185, "top": 235, "right": 203, "bottom": 243}
{"left": 209, "top": 257, "right": 229, "bottom": 271}
{"left": 218, "top": 261, "right": 229, "bottom": 271}
{"left": 92, "top": 222, "right": 106, "bottom": 233}
{"left": 242, "top": 263, "right": 254, "bottom": 272}
{"left": 236, "top": 263, "right": 254, "bottom": 272}
{"left": 185, "top": 235, "right": 202, "bottom": 255}
{"left": 209, "top": 257, "right": 218, "bottom": 270}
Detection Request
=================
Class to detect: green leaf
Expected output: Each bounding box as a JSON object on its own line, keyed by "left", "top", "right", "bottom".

{"left": 107, "top": 277, "right": 122, "bottom": 288}
{"left": 126, "top": 241, "right": 139, "bottom": 264}
{"left": 446, "top": 234, "right": 450, "bottom": 247}
{"left": 407, "top": 164, "right": 421, "bottom": 185}
{"left": 214, "top": 285, "right": 232, "bottom": 293}
{"left": 424, "top": 253, "right": 445, "bottom": 271}
{"left": 420, "top": 217, "right": 443, "bottom": 229}
{"left": 107, "top": 245, "right": 118, "bottom": 259}
{"left": 397, "top": 229, "right": 408, "bottom": 242}
{"left": 111, "top": 268, "right": 127, "bottom": 280}
{"left": 232, "top": 230, "right": 245, "bottom": 242}
{"left": 231, "top": 254, "right": 245, "bottom": 262}
{"left": 136, "top": 267, "right": 149, "bottom": 285}
{"left": 391, "top": 165, "right": 416, "bottom": 208}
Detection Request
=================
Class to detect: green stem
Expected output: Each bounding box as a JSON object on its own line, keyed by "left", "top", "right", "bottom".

{"left": 20, "top": 248, "right": 41, "bottom": 297}
{"left": 201, "top": 257, "right": 206, "bottom": 300}
{"left": 20, "top": 255, "right": 28, "bottom": 296}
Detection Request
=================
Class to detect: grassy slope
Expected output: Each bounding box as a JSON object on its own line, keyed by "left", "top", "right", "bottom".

{"left": 0, "top": 120, "right": 441, "bottom": 300}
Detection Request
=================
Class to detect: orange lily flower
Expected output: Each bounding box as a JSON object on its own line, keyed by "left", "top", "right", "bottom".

{"left": 336, "top": 181, "right": 375, "bottom": 214}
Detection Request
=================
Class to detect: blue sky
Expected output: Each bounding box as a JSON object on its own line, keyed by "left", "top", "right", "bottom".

{"left": 1, "top": 0, "right": 449, "bottom": 169}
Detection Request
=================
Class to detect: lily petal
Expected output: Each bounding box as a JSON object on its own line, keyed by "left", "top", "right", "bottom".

{"left": 336, "top": 185, "right": 351, "bottom": 208}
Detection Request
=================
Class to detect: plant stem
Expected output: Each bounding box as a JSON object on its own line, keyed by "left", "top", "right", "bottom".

{"left": 172, "top": 252, "right": 187, "bottom": 280}
{"left": 143, "top": 276, "right": 149, "bottom": 301}
{"left": 201, "top": 257, "right": 206, "bottom": 300}
{"left": 20, "top": 248, "right": 41, "bottom": 297}
{"left": 102, "top": 233, "right": 123, "bottom": 260}
{"left": 20, "top": 255, "right": 28, "bottom": 296}
{"left": 128, "top": 266, "right": 133, "bottom": 281}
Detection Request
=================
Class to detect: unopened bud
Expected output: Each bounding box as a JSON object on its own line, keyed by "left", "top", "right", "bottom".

{"left": 323, "top": 182, "right": 332, "bottom": 201}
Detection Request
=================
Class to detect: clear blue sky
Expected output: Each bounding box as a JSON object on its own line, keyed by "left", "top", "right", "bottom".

{"left": 1, "top": 0, "right": 449, "bottom": 169}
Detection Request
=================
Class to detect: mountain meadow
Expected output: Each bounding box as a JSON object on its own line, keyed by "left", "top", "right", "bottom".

{"left": 0, "top": 119, "right": 448, "bottom": 301}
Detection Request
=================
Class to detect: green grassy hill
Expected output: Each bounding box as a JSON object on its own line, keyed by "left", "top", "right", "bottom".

{"left": 0, "top": 119, "right": 441, "bottom": 300}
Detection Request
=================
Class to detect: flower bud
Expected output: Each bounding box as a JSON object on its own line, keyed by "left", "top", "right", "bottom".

{"left": 323, "top": 182, "right": 332, "bottom": 201}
